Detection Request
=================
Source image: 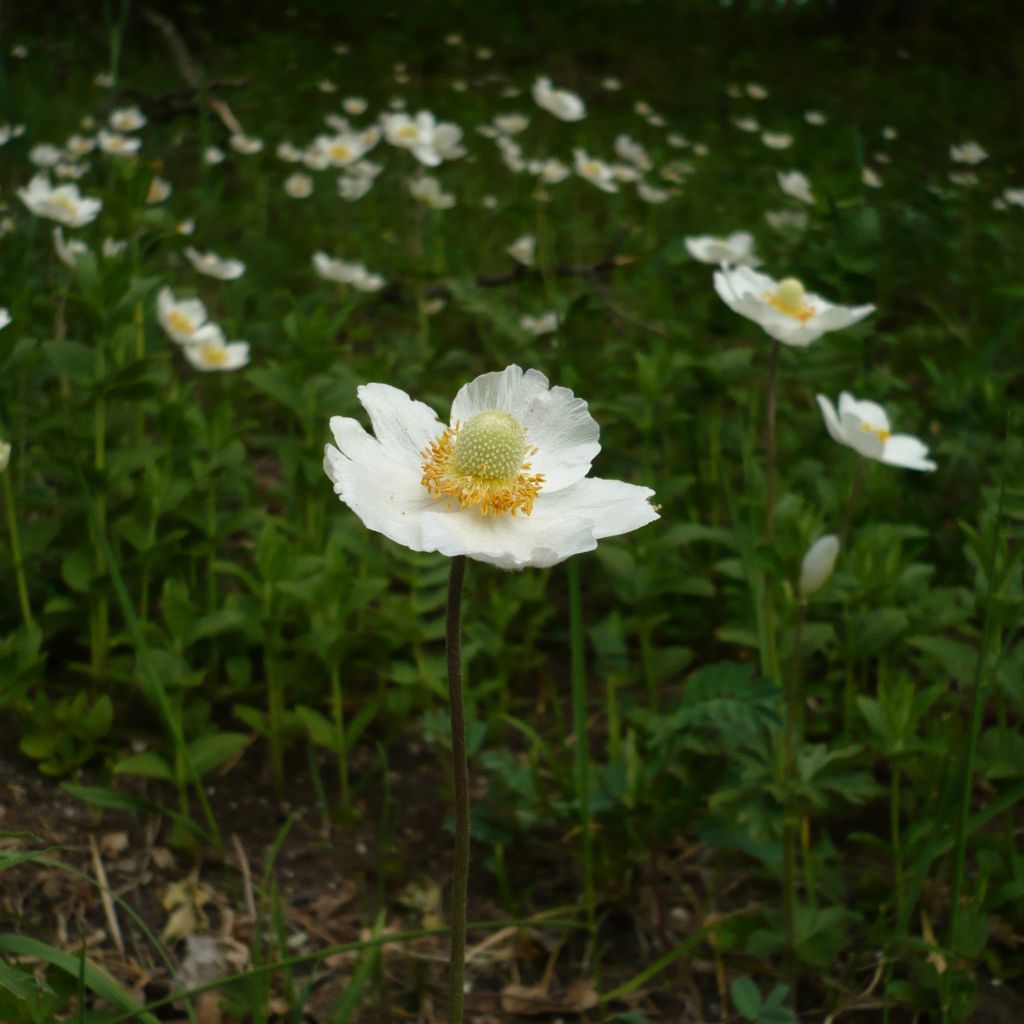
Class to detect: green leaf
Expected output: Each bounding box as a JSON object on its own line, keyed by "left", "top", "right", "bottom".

{"left": 186, "top": 732, "right": 250, "bottom": 776}
{"left": 113, "top": 751, "right": 176, "bottom": 782}
{"left": 42, "top": 339, "right": 94, "bottom": 381}
{"left": 61, "top": 546, "right": 98, "bottom": 593}
{"left": 730, "top": 976, "right": 761, "bottom": 1019}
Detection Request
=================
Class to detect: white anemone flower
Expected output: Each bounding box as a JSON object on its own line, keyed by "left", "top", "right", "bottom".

{"left": 18, "top": 174, "right": 102, "bottom": 227}
{"left": 315, "top": 131, "right": 371, "bottom": 168}
{"left": 29, "top": 144, "right": 63, "bottom": 168}
{"left": 520, "top": 312, "right": 558, "bottom": 335}
{"left": 53, "top": 226, "right": 90, "bottom": 268}
{"left": 408, "top": 175, "right": 455, "bottom": 209}
{"left": 185, "top": 247, "right": 246, "bottom": 281}
{"left": 733, "top": 116, "right": 761, "bottom": 133}
{"left": 312, "top": 253, "right": 385, "bottom": 291}
{"left": 183, "top": 339, "right": 250, "bottom": 373}
{"left": 156, "top": 287, "right": 226, "bottom": 347}
{"left": 338, "top": 175, "right": 374, "bottom": 201}
{"left": 765, "top": 208, "right": 808, "bottom": 233}
{"left": 573, "top": 149, "right": 618, "bottom": 193}
{"left": 343, "top": 96, "right": 368, "bottom": 116}
{"left": 204, "top": 146, "right": 226, "bottom": 165}
{"left": 382, "top": 111, "right": 464, "bottom": 166}
{"left": 777, "top": 169, "right": 815, "bottom": 205}
{"left": 799, "top": 535, "right": 840, "bottom": 600}
{"left": 685, "top": 232, "right": 760, "bottom": 267}
{"left": 713, "top": 266, "right": 874, "bottom": 347}
{"left": 494, "top": 113, "right": 529, "bottom": 135}
{"left": 97, "top": 129, "right": 141, "bottom": 156}
{"left": 532, "top": 77, "right": 586, "bottom": 122}
{"left": 816, "top": 393, "right": 936, "bottom": 471}
{"left": 284, "top": 173, "right": 314, "bottom": 198}
{"left": 506, "top": 234, "right": 536, "bottom": 266}
{"left": 229, "top": 133, "right": 264, "bottom": 155}
{"left": 0, "top": 439, "right": 10, "bottom": 473}
{"left": 761, "top": 131, "right": 793, "bottom": 150}
{"left": 804, "top": 110, "right": 827, "bottom": 126}
{"left": 949, "top": 141, "right": 987, "bottom": 165}
{"left": 614, "top": 134, "right": 652, "bottom": 172}
{"left": 147, "top": 177, "right": 172, "bottom": 204}
{"left": 0, "top": 308, "right": 11, "bottom": 331}
{"left": 323, "top": 365, "right": 658, "bottom": 570}
{"left": 637, "top": 181, "right": 673, "bottom": 204}
{"left": 109, "top": 106, "right": 147, "bottom": 132}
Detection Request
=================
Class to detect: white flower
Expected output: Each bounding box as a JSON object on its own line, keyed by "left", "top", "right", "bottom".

{"left": 684, "top": 232, "right": 759, "bottom": 267}
{"left": 177, "top": 219, "right": 196, "bottom": 236}
{"left": 382, "top": 111, "right": 464, "bottom": 166}
{"left": 323, "top": 365, "right": 658, "bottom": 570}
{"left": 573, "top": 149, "right": 618, "bottom": 193}
{"left": 97, "top": 129, "right": 141, "bottom": 156}
{"left": 338, "top": 175, "right": 374, "bottom": 201}
{"left": 0, "top": 439, "right": 10, "bottom": 474}
{"left": 284, "top": 172, "right": 314, "bottom": 198}
{"left": 204, "top": 146, "right": 226, "bottom": 165}
{"left": 667, "top": 133, "right": 689, "bottom": 148}
{"left": 54, "top": 161, "right": 90, "bottom": 180}
{"left": 343, "top": 96, "right": 368, "bottom": 116}
{"left": 949, "top": 170, "right": 978, "bottom": 188}
{"left": 230, "top": 133, "right": 264, "bottom": 155}
{"left": 637, "top": 181, "right": 673, "bottom": 204}
{"left": 765, "top": 208, "right": 808, "bottom": 232}
{"left": 18, "top": 174, "right": 102, "bottom": 227}
{"left": 494, "top": 113, "right": 529, "bottom": 135}
{"left": 520, "top": 312, "right": 558, "bottom": 335}
{"left": 53, "top": 226, "right": 90, "bottom": 268}
{"left": 156, "top": 287, "right": 226, "bottom": 347}
{"left": 183, "top": 339, "right": 250, "bottom": 372}
{"left": 408, "top": 175, "right": 455, "bottom": 209}
{"left": 147, "top": 176, "right": 172, "bottom": 204}
{"left": 804, "top": 110, "right": 827, "bottom": 126}
{"left": 312, "top": 253, "right": 385, "bottom": 291}
{"left": 799, "top": 535, "right": 840, "bottom": 600}
{"left": 532, "top": 76, "right": 585, "bottom": 122}
{"left": 816, "top": 393, "right": 936, "bottom": 471}
{"left": 746, "top": 82, "right": 769, "bottom": 100}
{"left": 65, "top": 133, "right": 96, "bottom": 157}
{"left": 109, "top": 106, "right": 146, "bottom": 132}
{"left": 185, "top": 247, "right": 246, "bottom": 280}
{"left": 713, "top": 267, "right": 874, "bottom": 347}
{"left": 0, "top": 123, "right": 26, "bottom": 146}
{"left": 315, "top": 131, "right": 372, "bottom": 167}
{"left": 506, "top": 235, "right": 536, "bottom": 266}
{"left": 276, "top": 141, "right": 303, "bottom": 162}
{"left": 862, "top": 167, "right": 883, "bottom": 188}
{"left": 949, "top": 141, "right": 987, "bottom": 165}
{"left": 602, "top": 76, "right": 622, "bottom": 91}
{"left": 761, "top": 131, "right": 793, "bottom": 150}
{"left": 733, "top": 116, "right": 761, "bottom": 133}
{"left": 777, "top": 169, "right": 815, "bottom": 205}
{"left": 614, "top": 134, "right": 652, "bottom": 171}
{"left": 882, "top": 125, "right": 899, "bottom": 141}
{"left": 1002, "top": 187, "right": 1024, "bottom": 208}
{"left": 0, "top": 308, "right": 10, "bottom": 331}
{"left": 29, "top": 144, "right": 63, "bottom": 168}
{"left": 102, "top": 237, "right": 127, "bottom": 258}
{"left": 318, "top": 79, "right": 337, "bottom": 93}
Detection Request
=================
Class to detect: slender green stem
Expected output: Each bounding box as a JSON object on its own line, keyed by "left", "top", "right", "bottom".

{"left": 891, "top": 766, "right": 903, "bottom": 922}
{"left": 568, "top": 559, "right": 596, "bottom": 938}
{"left": 329, "top": 662, "right": 349, "bottom": 812}
{"left": 2, "top": 469, "right": 33, "bottom": 627}
{"left": 764, "top": 340, "right": 781, "bottom": 543}
{"left": 782, "top": 604, "right": 805, "bottom": 998}
{"left": 92, "top": 341, "right": 109, "bottom": 678}
{"left": 445, "top": 555, "right": 468, "bottom": 1024}
{"left": 837, "top": 456, "right": 866, "bottom": 541}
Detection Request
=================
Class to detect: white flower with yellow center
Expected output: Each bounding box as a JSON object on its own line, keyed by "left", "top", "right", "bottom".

{"left": 185, "top": 247, "right": 246, "bottom": 281}
{"left": 229, "top": 133, "right": 264, "bottom": 155}
{"left": 17, "top": 174, "right": 102, "bottom": 227}
{"left": 777, "top": 169, "right": 815, "bottom": 205}
{"left": 147, "top": 176, "right": 172, "bottom": 204}
{"left": 532, "top": 77, "right": 586, "bottom": 122}
{"left": 949, "top": 141, "right": 987, "bottom": 166}
{"left": 713, "top": 266, "right": 874, "bottom": 347}
{"left": 817, "top": 392, "right": 936, "bottom": 471}
{"left": 408, "top": 175, "right": 455, "bottom": 209}
{"left": 506, "top": 234, "right": 536, "bottom": 266}
{"left": 685, "top": 232, "right": 760, "bottom": 267}
{"left": 323, "top": 366, "right": 658, "bottom": 569}
{"left": 761, "top": 131, "right": 793, "bottom": 150}
{"left": 183, "top": 339, "right": 250, "bottom": 373}
{"left": 109, "top": 106, "right": 146, "bottom": 132}
{"left": 316, "top": 131, "right": 370, "bottom": 168}
{"left": 343, "top": 96, "right": 368, "bottom": 116}
{"left": 156, "top": 287, "right": 226, "bottom": 347}
{"left": 29, "top": 144, "right": 63, "bottom": 168}
{"left": 573, "top": 149, "right": 618, "bottom": 193}
{"left": 97, "top": 129, "right": 141, "bottom": 156}
{"left": 284, "top": 172, "right": 314, "bottom": 198}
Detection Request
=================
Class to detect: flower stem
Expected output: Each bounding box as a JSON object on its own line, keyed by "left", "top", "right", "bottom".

{"left": 92, "top": 340, "right": 109, "bottom": 679}
{"left": 764, "top": 340, "right": 781, "bottom": 543}
{"left": 568, "top": 559, "right": 596, "bottom": 938}
{"left": 2, "top": 469, "right": 33, "bottom": 628}
{"left": 836, "top": 457, "right": 866, "bottom": 541}
{"left": 445, "top": 555, "right": 469, "bottom": 1024}
{"left": 330, "top": 662, "right": 350, "bottom": 812}
{"left": 782, "top": 603, "right": 805, "bottom": 997}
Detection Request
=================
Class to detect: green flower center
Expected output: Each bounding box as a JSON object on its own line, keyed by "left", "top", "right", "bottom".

{"left": 450, "top": 411, "right": 526, "bottom": 484}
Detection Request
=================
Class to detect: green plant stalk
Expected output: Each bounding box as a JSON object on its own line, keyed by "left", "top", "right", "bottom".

{"left": 782, "top": 604, "right": 805, "bottom": 991}
{"left": 330, "top": 662, "right": 350, "bottom": 811}
{"left": 2, "top": 469, "right": 34, "bottom": 627}
{"left": 763, "top": 340, "right": 781, "bottom": 543}
{"left": 837, "top": 456, "right": 866, "bottom": 542}
{"left": 92, "top": 341, "right": 109, "bottom": 678}
{"left": 891, "top": 765, "right": 903, "bottom": 922}
{"left": 568, "top": 559, "right": 597, "bottom": 939}
{"left": 445, "top": 555, "right": 469, "bottom": 1024}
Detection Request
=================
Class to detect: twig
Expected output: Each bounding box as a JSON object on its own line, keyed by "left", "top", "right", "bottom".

{"left": 231, "top": 833, "right": 257, "bottom": 921}
{"left": 88, "top": 834, "right": 125, "bottom": 955}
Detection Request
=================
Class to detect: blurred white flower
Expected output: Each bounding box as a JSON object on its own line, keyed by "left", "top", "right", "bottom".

{"left": 0, "top": 123, "right": 26, "bottom": 146}
{"left": 383, "top": 111, "right": 464, "bottom": 166}
{"left": 0, "top": 308, "right": 11, "bottom": 331}
{"left": 532, "top": 76, "right": 585, "bottom": 122}
{"left": 777, "top": 169, "right": 815, "bottom": 205}
{"left": 52, "top": 226, "right": 90, "bottom": 268}
{"left": 636, "top": 181, "right": 673, "bottom": 204}
{"left": 520, "top": 312, "right": 558, "bottom": 335}
{"left": 103, "top": 237, "right": 127, "bottom": 258}
{"left": 614, "top": 134, "right": 652, "bottom": 171}
{"left": 204, "top": 145, "right": 226, "bottom": 165}
{"left": 229, "top": 133, "right": 264, "bottom": 155}
{"left": 98, "top": 129, "right": 141, "bottom": 156}
{"left": 156, "top": 287, "right": 225, "bottom": 346}
{"left": 602, "top": 76, "right": 622, "bottom": 91}
{"left": 573, "top": 149, "right": 618, "bottom": 193}
{"left": 408, "top": 175, "right": 455, "bottom": 209}
{"left": 323, "top": 364, "right": 659, "bottom": 569}
{"left": 185, "top": 247, "right": 246, "bottom": 280}
{"left": 276, "top": 141, "right": 303, "bottom": 162}
{"left": 109, "top": 106, "right": 146, "bottom": 132}
{"left": 284, "top": 173, "right": 314, "bottom": 198}
{"left": 733, "top": 116, "right": 761, "bottom": 133}
{"left": 667, "top": 133, "right": 689, "bottom": 148}
{"left": 761, "top": 131, "right": 793, "bottom": 150}
{"left": 147, "top": 177, "right": 172, "bottom": 204}
{"left": 862, "top": 167, "right": 883, "bottom": 188}
{"left": 817, "top": 393, "right": 936, "bottom": 471}
{"left": 765, "top": 208, "right": 808, "bottom": 232}
{"left": 949, "top": 140, "right": 987, "bottom": 165}
{"left": 54, "top": 161, "right": 90, "bottom": 180}
{"left": 685, "top": 232, "right": 759, "bottom": 266}
{"left": 714, "top": 267, "right": 874, "bottom": 347}
{"left": 318, "top": 79, "right": 337, "bottom": 93}
{"left": 183, "top": 339, "right": 250, "bottom": 372}
{"left": 799, "top": 535, "right": 840, "bottom": 600}
{"left": 29, "top": 144, "right": 63, "bottom": 168}
{"left": 64, "top": 133, "right": 96, "bottom": 158}
{"left": 18, "top": 174, "right": 102, "bottom": 226}
{"left": 949, "top": 170, "right": 978, "bottom": 188}
{"left": 338, "top": 175, "right": 374, "bottom": 201}
{"left": 315, "top": 131, "right": 372, "bottom": 167}
{"left": 312, "top": 253, "right": 385, "bottom": 291}
{"left": 1001, "top": 187, "right": 1024, "bottom": 208}
{"left": 494, "top": 113, "right": 529, "bottom": 135}
{"left": 746, "top": 82, "right": 769, "bottom": 100}
{"left": 507, "top": 234, "right": 536, "bottom": 266}
{"left": 882, "top": 126, "right": 899, "bottom": 141}
{"left": 804, "top": 110, "right": 827, "bottom": 126}
{"left": 343, "top": 96, "right": 368, "bottom": 116}
{"left": 0, "top": 439, "right": 10, "bottom": 473}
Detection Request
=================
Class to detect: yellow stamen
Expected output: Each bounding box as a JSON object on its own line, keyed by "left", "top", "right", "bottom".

{"left": 421, "top": 410, "right": 544, "bottom": 517}
{"left": 859, "top": 421, "right": 890, "bottom": 441}
{"left": 764, "top": 276, "right": 815, "bottom": 322}
{"left": 330, "top": 144, "right": 352, "bottom": 162}
{"left": 168, "top": 310, "right": 195, "bottom": 335}
{"left": 200, "top": 344, "right": 229, "bottom": 367}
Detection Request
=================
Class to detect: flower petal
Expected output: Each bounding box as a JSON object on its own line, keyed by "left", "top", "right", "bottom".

{"left": 882, "top": 434, "right": 936, "bottom": 471}
{"left": 531, "top": 476, "right": 659, "bottom": 539}
{"left": 357, "top": 383, "right": 444, "bottom": 468}
{"left": 816, "top": 394, "right": 846, "bottom": 445}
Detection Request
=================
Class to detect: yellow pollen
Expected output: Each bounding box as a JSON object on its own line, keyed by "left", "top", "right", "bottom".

{"left": 330, "top": 144, "right": 352, "bottom": 161}
{"left": 397, "top": 124, "right": 420, "bottom": 140}
{"left": 168, "top": 310, "right": 195, "bottom": 334}
{"left": 51, "top": 195, "right": 78, "bottom": 215}
{"left": 421, "top": 410, "right": 545, "bottom": 516}
{"left": 200, "top": 344, "right": 229, "bottom": 367}
{"left": 859, "top": 421, "right": 890, "bottom": 441}
{"left": 764, "top": 277, "right": 815, "bottom": 322}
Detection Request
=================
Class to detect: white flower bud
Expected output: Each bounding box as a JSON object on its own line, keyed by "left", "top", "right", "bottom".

{"left": 0, "top": 439, "right": 11, "bottom": 474}
{"left": 799, "top": 534, "right": 840, "bottom": 600}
